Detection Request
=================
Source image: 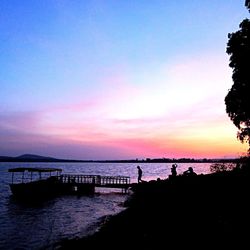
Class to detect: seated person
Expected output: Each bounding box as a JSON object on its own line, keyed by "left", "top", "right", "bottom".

{"left": 183, "top": 167, "right": 197, "bottom": 176}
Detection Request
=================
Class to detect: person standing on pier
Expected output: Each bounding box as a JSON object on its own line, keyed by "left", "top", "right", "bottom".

{"left": 137, "top": 166, "right": 143, "bottom": 183}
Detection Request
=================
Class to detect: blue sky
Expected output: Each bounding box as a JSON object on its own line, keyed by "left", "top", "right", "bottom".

{"left": 0, "top": 1, "right": 249, "bottom": 159}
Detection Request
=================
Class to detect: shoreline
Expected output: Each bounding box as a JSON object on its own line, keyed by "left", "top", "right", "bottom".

{"left": 56, "top": 164, "right": 250, "bottom": 249}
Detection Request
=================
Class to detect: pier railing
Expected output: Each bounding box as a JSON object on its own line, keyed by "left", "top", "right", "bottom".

{"left": 59, "top": 174, "right": 96, "bottom": 184}
{"left": 56, "top": 174, "right": 130, "bottom": 193}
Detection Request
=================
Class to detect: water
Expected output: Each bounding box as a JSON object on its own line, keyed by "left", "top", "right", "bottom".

{"left": 0, "top": 162, "right": 212, "bottom": 249}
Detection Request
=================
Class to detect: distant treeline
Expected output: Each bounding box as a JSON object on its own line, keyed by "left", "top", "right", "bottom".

{"left": 0, "top": 154, "right": 244, "bottom": 163}
{"left": 94, "top": 158, "right": 242, "bottom": 163}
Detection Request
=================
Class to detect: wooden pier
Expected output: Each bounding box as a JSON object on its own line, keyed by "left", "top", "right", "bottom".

{"left": 8, "top": 167, "right": 131, "bottom": 199}
{"left": 56, "top": 174, "right": 131, "bottom": 194}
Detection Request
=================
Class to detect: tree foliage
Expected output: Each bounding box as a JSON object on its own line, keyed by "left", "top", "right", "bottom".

{"left": 210, "top": 162, "right": 235, "bottom": 173}
{"left": 225, "top": 2, "right": 250, "bottom": 153}
{"left": 246, "top": 0, "right": 250, "bottom": 11}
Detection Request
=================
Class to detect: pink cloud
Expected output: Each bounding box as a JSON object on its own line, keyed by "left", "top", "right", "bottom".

{"left": 0, "top": 111, "right": 43, "bottom": 133}
{"left": 0, "top": 53, "right": 247, "bottom": 159}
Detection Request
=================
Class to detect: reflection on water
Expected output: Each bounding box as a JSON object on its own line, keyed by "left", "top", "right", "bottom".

{"left": 3, "top": 193, "right": 127, "bottom": 250}
{"left": 0, "top": 162, "right": 212, "bottom": 249}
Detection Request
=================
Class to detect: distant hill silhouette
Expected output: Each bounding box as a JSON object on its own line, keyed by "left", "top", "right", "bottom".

{"left": 16, "top": 154, "right": 56, "bottom": 160}
{"left": 0, "top": 154, "right": 95, "bottom": 162}
{"left": 0, "top": 154, "right": 69, "bottom": 162}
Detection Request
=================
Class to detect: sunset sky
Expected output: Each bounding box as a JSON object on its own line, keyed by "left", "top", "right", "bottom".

{"left": 0, "top": 1, "right": 249, "bottom": 160}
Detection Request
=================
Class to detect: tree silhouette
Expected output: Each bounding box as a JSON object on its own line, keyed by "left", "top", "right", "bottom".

{"left": 246, "top": 0, "right": 250, "bottom": 11}
{"left": 225, "top": 2, "right": 250, "bottom": 154}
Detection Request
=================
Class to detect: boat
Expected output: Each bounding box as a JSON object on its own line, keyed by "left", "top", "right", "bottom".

{"left": 8, "top": 167, "right": 63, "bottom": 199}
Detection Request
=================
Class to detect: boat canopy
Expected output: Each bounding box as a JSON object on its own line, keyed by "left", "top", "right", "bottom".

{"left": 8, "top": 167, "right": 62, "bottom": 173}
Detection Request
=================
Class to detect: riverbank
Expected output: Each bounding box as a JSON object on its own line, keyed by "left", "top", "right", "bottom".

{"left": 57, "top": 165, "right": 250, "bottom": 249}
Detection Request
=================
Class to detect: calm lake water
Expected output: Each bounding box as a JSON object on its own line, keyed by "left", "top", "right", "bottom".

{"left": 0, "top": 162, "right": 212, "bottom": 250}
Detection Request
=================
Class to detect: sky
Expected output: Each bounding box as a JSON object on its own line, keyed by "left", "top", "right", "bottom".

{"left": 0, "top": 0, "right": 249, "bottom": 160}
